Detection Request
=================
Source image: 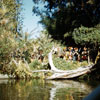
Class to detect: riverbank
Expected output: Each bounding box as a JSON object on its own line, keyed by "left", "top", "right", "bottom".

{"left": 0, "top": 33, "right": 99, "bottom": 80}
{"left": 0, "top": 74, "right": 9, "bottom": 79}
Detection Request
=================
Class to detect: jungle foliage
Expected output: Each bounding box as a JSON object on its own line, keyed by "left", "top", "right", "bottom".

{"left": 0, "top": 0, "right": 100, "bottom": 79}
{"left": 72, "top": 25, "right": 100, "bottom": 48}
{"left": 0, "top": 0, "right": 28, "bottom": 78}
{"left": 32, "top": 0, "right": 100, "bottom": 47}
{"left": 0, "top": 0, "right": 21, "bottom": 69}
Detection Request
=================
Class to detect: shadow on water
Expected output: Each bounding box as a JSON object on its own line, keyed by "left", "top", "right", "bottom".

{"left": 0, "top": 79, "right": 100, "bottom": 100}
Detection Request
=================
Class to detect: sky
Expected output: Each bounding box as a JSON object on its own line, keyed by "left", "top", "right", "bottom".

{"left": 22, "top": 0, "right": 43, "bottom": 38}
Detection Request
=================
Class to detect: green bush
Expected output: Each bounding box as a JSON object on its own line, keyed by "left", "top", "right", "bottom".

{"left": 29, "top": 59, "right": 42, "bottom": 70}
{"left": 53, "top": 55, "right": 89, "bottom": 70}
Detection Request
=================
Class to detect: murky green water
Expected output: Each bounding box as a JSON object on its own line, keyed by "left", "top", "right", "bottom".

{"left": 0, "top": 79, "right": 100, "bottom": 100}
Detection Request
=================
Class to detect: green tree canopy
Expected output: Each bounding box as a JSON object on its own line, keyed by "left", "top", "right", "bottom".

{"left": 32, "top": 0, "right": 100, "bottom": 45}
{"left": 72, "top": 25, "right": 100, "bottom": 48}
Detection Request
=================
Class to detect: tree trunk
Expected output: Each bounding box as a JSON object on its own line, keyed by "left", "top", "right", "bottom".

{"left": 46, "top": 47, "right": 95, "bottom": 80}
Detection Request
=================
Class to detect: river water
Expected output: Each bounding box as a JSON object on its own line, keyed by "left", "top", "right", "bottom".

{"left": 0, "top": 79, "right": 100, "bottom": 100}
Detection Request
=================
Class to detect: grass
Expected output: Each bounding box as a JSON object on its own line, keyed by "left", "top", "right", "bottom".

{"left": 53, "top": 55, "right": 89, "bottom": 70}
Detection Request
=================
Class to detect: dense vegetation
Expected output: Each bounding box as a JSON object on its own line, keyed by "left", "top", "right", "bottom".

{"left": 32, "top": 0, "right": 100, "bottom": 47}
{"left": 0, "top": 0, "right": 100, "bottom": 79}
{"left": 0, "top": 0, "right": 19, "bottom": 73}
{"left": 32, "top": 0, "right": 100, "bottom": 80}
{"left": 0, "top": 0, "right": 32, "bottom": 78}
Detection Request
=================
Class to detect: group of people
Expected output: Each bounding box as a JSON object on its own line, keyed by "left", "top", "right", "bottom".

{"left": 58, "top": 46, "right": 88, "bottom": 62}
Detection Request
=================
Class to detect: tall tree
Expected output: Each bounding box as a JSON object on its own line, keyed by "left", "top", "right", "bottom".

{"left": 0, "top": 0, "right": 22, "bottom": 70}
{"left": 32, "top": 0, "right": 100, "bottom": 45}
{"left": 0, "top": 0, "right": 22, "bottom": 34}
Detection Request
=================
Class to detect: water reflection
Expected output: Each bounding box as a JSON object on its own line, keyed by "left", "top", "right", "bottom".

{"left": 49, "top": 80, "right": 93, "bottom": 100}
{"left": 0, "top": 79, "right": 99, "bottom": 100}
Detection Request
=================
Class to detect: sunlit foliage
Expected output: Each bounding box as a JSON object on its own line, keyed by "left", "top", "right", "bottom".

{"left": 72, "top": 25, "right": 100, "bottom": 48}
{"left": 0, "top": 0, "right": 24, "bottom": 77}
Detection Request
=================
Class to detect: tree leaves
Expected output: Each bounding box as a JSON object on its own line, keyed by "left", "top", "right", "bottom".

{"left": 72, "top": 25, "right": 100, "bottom": 46}
{"left": 32, "top": 0, "right": 100, "bottom": 45}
